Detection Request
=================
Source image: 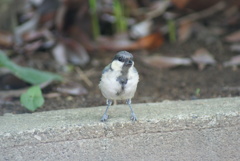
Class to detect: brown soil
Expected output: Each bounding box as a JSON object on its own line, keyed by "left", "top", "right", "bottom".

{"left": 1, "top": 40, "right": 240, "bottom": 115}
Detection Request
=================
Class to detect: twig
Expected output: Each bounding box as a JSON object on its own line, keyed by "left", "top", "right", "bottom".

{"left": 177, "top": 1, "right": 226, "bottom": 23}
{"left": 76, "top": 67, "right": 93, "bottom": 87}
{"left": 146, "top": 0, "right": 171, "bottom": 20}
{"left": 222, "top": 86, "right": 240, "bottom": 91}
{"left": 0, "top": 88, "right": 27, "bottom": 99}
{"left": 0, "top": 81, "right": 53, "bottom": 99}
{"left": 160, "top": 1, "right": 226, "bottom": 34}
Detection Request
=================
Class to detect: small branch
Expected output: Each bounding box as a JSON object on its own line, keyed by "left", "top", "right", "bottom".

{"left": 222, "top": 86, "right": 240, "bottom": 91}
{"left": 76, "top": 67, "right": 93, "bottom": 87}
{"left": 177, "top": 1, "right": 226, "bottom": 23}
{"left": 160, "top": 1, "right": 226, "bottom": 34}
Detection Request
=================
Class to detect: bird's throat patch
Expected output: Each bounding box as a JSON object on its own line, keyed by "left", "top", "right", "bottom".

{"left": 116, "top": 76, "right": 128, "bottom": 95}
{"left": 116, "top": 66, "right": 130, "bottom": 96}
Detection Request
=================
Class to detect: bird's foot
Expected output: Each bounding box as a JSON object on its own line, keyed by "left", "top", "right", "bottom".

{"left": 101, "top": 114, "right": 109, "bottom": 122}
{"left": 130, "top": 113, "right": 137, "bottom": 121}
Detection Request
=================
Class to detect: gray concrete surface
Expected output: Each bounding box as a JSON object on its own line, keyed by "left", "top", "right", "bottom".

{"left": 0, "top": 97, "right": 240, "bottom": 161}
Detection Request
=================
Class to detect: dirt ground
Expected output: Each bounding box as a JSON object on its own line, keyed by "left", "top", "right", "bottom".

{"left": 1, "top": 40, "right": 240, "bottom": 115}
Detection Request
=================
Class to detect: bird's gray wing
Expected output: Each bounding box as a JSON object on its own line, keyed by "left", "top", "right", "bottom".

{"left": 102, "top": 64, "right": 112, "bottom": 74}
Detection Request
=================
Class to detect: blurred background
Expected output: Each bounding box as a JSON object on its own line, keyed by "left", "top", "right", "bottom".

{"left": 0, "top": 0, "right": 240, "bottom": 115}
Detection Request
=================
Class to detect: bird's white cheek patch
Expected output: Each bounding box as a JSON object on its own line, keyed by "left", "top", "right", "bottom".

{"left": 111, "top": 60, "right": 123, "bottom": 71}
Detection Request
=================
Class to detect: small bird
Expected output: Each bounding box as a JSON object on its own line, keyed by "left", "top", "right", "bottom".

{"left": 99, "top": 51, "right": 139, "bottom": 122}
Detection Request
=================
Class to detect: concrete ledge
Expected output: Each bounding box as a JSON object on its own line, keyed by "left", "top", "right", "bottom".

{"left": 0, "top": 97, "right": 240, "bottom": 160}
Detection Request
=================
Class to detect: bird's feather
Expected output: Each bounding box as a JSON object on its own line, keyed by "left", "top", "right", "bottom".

{"left": 102, "top": 64, "right": 112, "bottom": 74}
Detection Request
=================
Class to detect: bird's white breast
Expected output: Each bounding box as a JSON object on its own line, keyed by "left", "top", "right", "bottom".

{"left": 99, "top": 67, "right": 139, "bottom": 100}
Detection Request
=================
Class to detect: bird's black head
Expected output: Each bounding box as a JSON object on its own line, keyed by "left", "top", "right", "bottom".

{"left": 113, "top": 51, "right": 133, "bottom": 67}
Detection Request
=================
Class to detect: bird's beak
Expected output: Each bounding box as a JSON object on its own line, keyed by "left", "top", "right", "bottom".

{"left": 124, "top": 60, "right": 133, "bottom": 66}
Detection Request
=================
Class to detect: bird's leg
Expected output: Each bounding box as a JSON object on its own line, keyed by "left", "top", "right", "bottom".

{"left": 101, "top": 99, "right": 112, "bottom": 122}
{"left": 126, "top": 99, "right": 137, "bottom": 121}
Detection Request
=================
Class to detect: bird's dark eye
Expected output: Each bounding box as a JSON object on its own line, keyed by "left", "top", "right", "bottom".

{"left": 118, "top": 57, "right": 124, "bottom": 62}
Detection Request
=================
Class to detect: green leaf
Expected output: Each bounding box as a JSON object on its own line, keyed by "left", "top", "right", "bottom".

{"left": 0, "top": 50, "right": 62, "bottom": 85}
{"left": 20, "top": 86, "right": 44, "bottom": 111}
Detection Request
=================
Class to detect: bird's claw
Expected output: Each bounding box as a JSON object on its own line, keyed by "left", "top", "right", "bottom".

{"left": 130, "top": 113, "right": 137, "bottom": 121}
{"left": 101, "top": 114, "right": 109, "bottom": 122}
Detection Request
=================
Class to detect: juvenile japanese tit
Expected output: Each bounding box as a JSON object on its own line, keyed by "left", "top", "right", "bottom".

{"left": 99, "top": 51, "right": 139, "bottom": 122}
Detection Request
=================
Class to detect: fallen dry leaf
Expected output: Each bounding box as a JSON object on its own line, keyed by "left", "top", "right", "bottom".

{"left": 171, "top": 0, "right": 221, "bottom": 10}
{"left": 64, "top": 39, "right": 90, "bottom": 66}
{"left": 225, "top": 30, "right": 240, "bottom": 42}
{"left": 191, "top": 48, "right": 216, "bottom": 70}
{"left": 14, "top": 14, "right": 39, "bottom": 45}
{"left": 147, "top": 0, "right": 171, "bottom": 19}
{"left": 223, "top": 55, "right": 240, "bottom": 67}
{"left": 231, "top": 0, "right": 240, "bottom": 7}
{"left": 178, "top": 20, "right": 194, "bottom": 42}
{"left": 142, "top": 55, "right": 192, "bottom": 69}
{"left": 38, "top": 0, "right": 60, "bottom": 25}
{"left": 230, "top": 44, "right": 240, "bottom": 52}
{"left": 171, "top": 0, "right": 189, "bottom": 9}
{"left": 22, "top": 30, "right": 44, "bottom": 42}
{"left": 97, "top": 33, "right": 134, "bottom": 51}
{"left": 99, "top": 32, "right": 164, "bottom": 51}
{"left": 44, "top": 92, "right": 61, "bottom": 98}
{"left": 55, "top": 2, "right": 66, "bottom": 31}
{"left": 135, "top": 32, "right": 164, "bottom": 50}
{"left": 130, "top": 20, "right": 153, "bottom": 39}
{"left": 23, "top": 40, "right": 43, "bottom": 53}
{"left": 52, "top": 42, "right": 67, "bottom": 66}
{"left": 0, "top": 31, "right": 13, "bottom": 48}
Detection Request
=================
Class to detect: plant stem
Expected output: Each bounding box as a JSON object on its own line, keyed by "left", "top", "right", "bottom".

{"left": 168, "top": 19, "right": 176, "bottom": 43}
{"left": 113, "top": 0, "right": 127, "bottom": 33}
{"left": 89, "top": 0, "right": 100, "bottom": 39}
